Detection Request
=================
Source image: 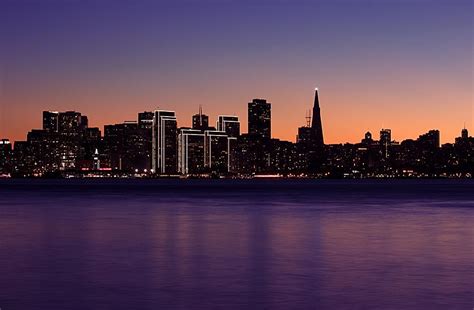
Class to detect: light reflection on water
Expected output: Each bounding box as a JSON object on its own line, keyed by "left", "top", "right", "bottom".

{"left": 0, "top": 180, "right": 473, "bottom": 309}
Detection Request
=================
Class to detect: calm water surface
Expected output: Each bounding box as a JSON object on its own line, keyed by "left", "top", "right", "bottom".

{"left": 0, "top": 180, "right": 473, "bottom": 310}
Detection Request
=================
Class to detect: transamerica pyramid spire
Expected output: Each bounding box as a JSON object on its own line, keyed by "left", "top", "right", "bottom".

{"left": 311, "top": 88, "right": 324, "bottom": 146}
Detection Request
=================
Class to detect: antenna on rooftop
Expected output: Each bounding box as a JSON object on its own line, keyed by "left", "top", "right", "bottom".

{"left": 305, "top": 109, "right": 312, "bottom": 127}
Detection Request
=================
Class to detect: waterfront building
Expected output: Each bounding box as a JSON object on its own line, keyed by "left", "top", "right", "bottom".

{"left": 152, "top": 110, "right": 178, "bottom": 174}
{"left": 178, "top": 128, "right": 206, "bottom": 175}
{"left": 217, "top": 115, "right": 240, "bottom": 138}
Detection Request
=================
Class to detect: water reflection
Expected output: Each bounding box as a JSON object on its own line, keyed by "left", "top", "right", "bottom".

{"left": 0, "top": 180, "right": 473, "bottom": 309}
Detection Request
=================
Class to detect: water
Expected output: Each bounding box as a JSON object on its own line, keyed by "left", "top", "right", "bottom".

{"left": 0, "top": 179, "right": 473, "bottom": 310}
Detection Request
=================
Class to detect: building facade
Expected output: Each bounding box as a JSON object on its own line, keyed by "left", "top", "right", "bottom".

{"left": 178, "top": 128, "right": 205, "bottom": 175}
{"left": 152, "top": 110, "right": 178, "bottom": 174}
{"left": 217, "top": 115, "right": 240, "bottom": 138}
{"left": 248, "top": 99, "right": 271, "bottom": 140}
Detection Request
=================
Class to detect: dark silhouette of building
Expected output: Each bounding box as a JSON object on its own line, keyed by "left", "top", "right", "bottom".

{"left": 297, "top": 88, "right": 326, "bottom": 174}
{"left": 43, "top": 111, "right": 59, "bottom": 132}
{"left": 4, "top": 100, "right": 474, "bottom": 178}
{"left": 380, "top": 129, "right": 392, "bottom": 147}
{"left": 80, "top": 116, "right": 89, "bottom": 129}
{"left": 138, "top": 112, "right": 154, "bottom": 130}
{"left": 297, "top": 126, "right": 312, "bottom": 145}
{"left": 217, "top": 115, "right": 240, "bottom": 138}
{"left": 248, "top": 99, "right": 271, "bottom": 139}
{"left": 380, "top": 128, "right": 392, "bottom": 158}
{"left": 192, "top": 106, "right": 209, "bottom": 131}
{"left": 0, "top": 139, "right": 12, "bottom": 175}
{"left": 80, "top": 127, "right": 102, "bottom": 170}
{"left": 311, "top": 88, "right": 324, "bottom": 146}
{"left": 12, "top": 141, "right": 34, "bottom": 177}
{"left": 58, "top": 111, "right": 84, "bottom": 136}
{"left": 361, "top": 131, "right": 373, "bottom": 145}
{"left": 103, "top": 121, "right": 149, "bottom": 172}
{"left": 417, "top": 130, "right": 440, "bottom": 149}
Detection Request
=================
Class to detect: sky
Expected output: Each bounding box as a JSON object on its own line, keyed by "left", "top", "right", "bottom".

{"left": 0, "top": 0, "right": 472, "bottom": 144}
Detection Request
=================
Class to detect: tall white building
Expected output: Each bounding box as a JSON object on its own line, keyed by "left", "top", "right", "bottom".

{"left": 152, "top": 110, "right": 178, "bottom": 174}
{"left": 178, "top": 128, "right": 205, "bottom": 175}
{"left": 217, "top": 115, "right": 240, "bottom": 138}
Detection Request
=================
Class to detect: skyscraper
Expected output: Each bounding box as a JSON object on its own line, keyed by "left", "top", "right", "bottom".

{"left": 248, "top": 99, "right": 271, "bottom": 139}
{"left": 138, "top": 111, "right": 154, "bottom": 130}
{"left": 138, "top": 111, "right": 154, "bottom": 170}
{"left": 217, "top": 115, "right": 240, "bottom": 138}
{"left": 0, "top": 139, "right": 12, "bottom": 174}
{"left": 311, "top": 88, "right": 324, "bottom": 147}
{"left": 380, "top": 128, "right": 392, "bottom": 158}
{"left": 417, "top": 130, "right": 440, "bottom": 149}
{"left": 192, "top": 106, "right": 209, "bottom": 131}
{"left": 299, "top": 88, "right": 326, "bottom": 174}
{"left": 104, "top": 121, "right": 149, "bottom": 171}
{"left": 80, "top": 116, "right": 89, "bottom": 130}
{"left": 380, "top": 129, "right": 392, "bottom": 147}
{"left": 152, "top": 110, "right": 178, "bottom": 174}
{"left": 178, "top": 128, "right": 205, "bottom": 175}
{"left": 204, "top": 130, "right": 229, "bottom": 174}
{"left": 42, "top": 111, "right": 59, "bottom": 132}
{"left": 58, "top": 111, "right": 83, "bottom": 136}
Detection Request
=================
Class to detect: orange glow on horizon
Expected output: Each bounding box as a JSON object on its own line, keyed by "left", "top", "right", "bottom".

{"left": 1, "top": 78, "right": 472, "bottom": 145}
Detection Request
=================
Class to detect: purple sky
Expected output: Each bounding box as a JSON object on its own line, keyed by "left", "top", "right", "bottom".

{"left": 1, "top": 0, "right": 472, "bottom": 143}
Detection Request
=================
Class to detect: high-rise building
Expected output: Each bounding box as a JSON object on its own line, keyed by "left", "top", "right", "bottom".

{"left": 380, "top": 129, "right": 392, "bottom": 146}
{"left": 84, "top": 127, "right": 101, "bottom": 140}
{"left": 217, "top": 115, "right": 240, "bottom": 138}
{"left": 204, "top": 130, "right": 229, "bottom": 173}
{"left": 137, "top": 111, "right": 154, "bottom": 170}
{"left": 297, "top": 89, "right": 324, "bottom": 148}
{"left": 228, "top": 137, "right": 238, "bottom": 173}
{"left": 178, "top": 128, "right": 205, "bottom": 175}
{"left": 104, "top": 121, "right": 149, "bottom": 171}
{"left": 380, "top": 128, "right": 392, "bottom": 158}
{"left": 80, "top": 116, "right": 89, "bottom": 130}
{"left": 12, "top": 141, "right": 34, "bottom": 177}
{"left": 75, "top": 127, "right": 102, "bottom": 171}
{"left": 417, "top": 130, "right": 440, "bottom": 149}
{"left": 26, "top": 129, "right": 62, "bottom": 172}
{"left": 297, "top": 88, "right": 326, "bottom": 173}
{"left": 455, "top": 127, "right": 471, "bottom": 145}
{"left": 248, "top": 99, "right": 271, "bottom": 139}
{"left": 192, "top": 106, "right": 209, "bottom": 131}
{"left": 138, "top": 111, "right": 154, "bottom": 130}
{"left": 152, "top": 110, "right": 178, "bottom": 174}
{"left": 296, "top": 126, "right": 312, "bottom": 145}
{"left": 311, "top": 88, "right": 324, "bottom": 147}
{"left": 42, "top": 111, "right": 59, "bottom": 132}
{"left": 58, "top": 111, "right": 83, "bottom": 136}
{"left": 0, "top": 139, "right": 12, "bottom": 174}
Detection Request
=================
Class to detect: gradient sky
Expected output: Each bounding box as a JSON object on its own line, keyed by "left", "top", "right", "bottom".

{"left": 1, "top": 0, "right": 472, "bottom": 144}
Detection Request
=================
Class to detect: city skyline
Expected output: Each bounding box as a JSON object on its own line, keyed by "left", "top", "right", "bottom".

{"left": 0, "top": 2, "right": 473, "bottom": 310}
{"left": 1, "top": 91, "right": 471, "bottom": 146}
{"left": 1, "top": 88, "right": 472, "bottom": 179}
{"left": 1, "top": 0, "right": 472, "bottom": 144}
{"left": 1, "top": 87, "right": 472, "bottom": 145}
